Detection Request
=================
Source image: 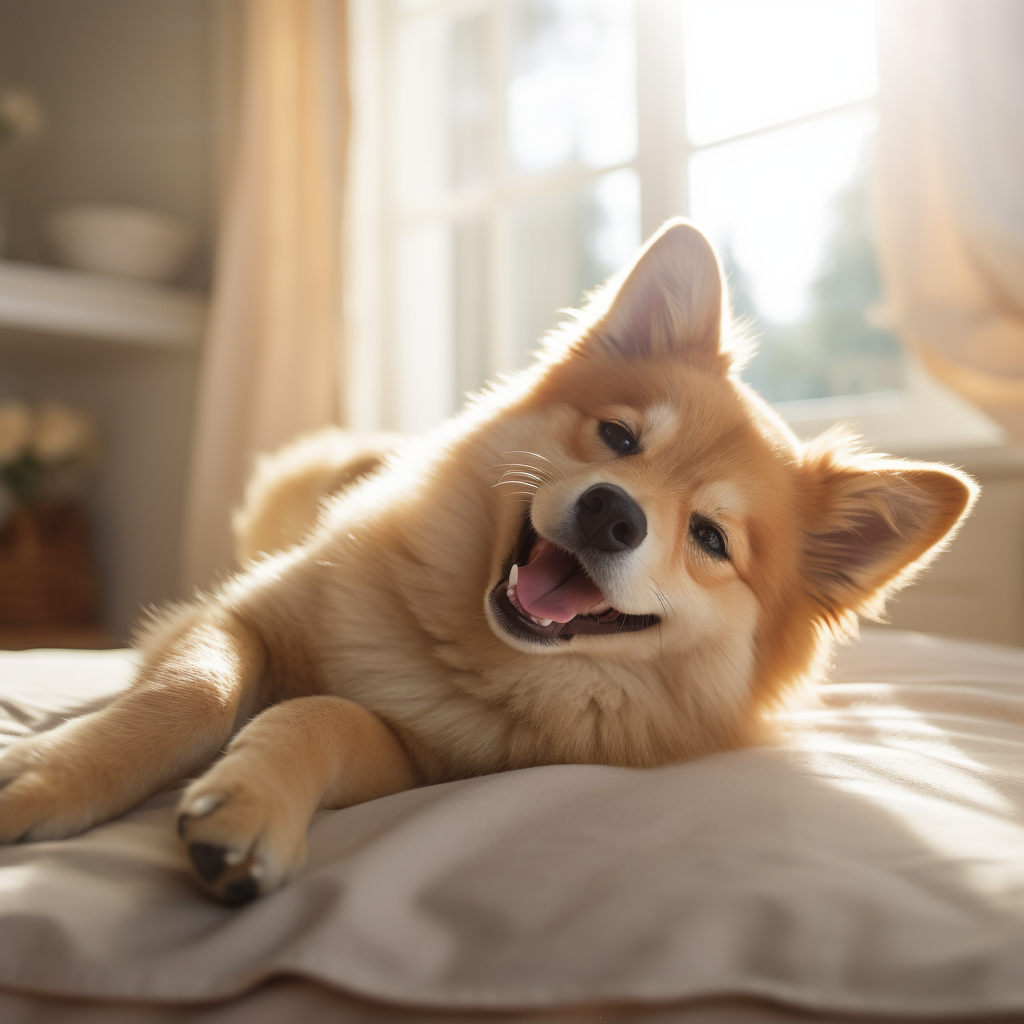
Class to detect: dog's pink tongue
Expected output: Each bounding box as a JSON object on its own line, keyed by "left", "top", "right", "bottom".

{"left": 516, "top": 538, "right": 604, "bottom": 623}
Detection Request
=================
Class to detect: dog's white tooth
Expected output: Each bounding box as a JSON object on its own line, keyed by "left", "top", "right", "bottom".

{"left": 224, "top": 848, "right": 246, "bottom": 866}
{"left": 509, "top": 564, "right": 518, "bottom": 586}
{"left": 538, "top": 618, "right": 553, "bottom": 627}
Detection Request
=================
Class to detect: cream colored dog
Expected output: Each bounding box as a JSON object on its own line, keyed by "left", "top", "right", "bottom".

{"left": 0, "top": 221, "right": 976, "bottom": 904}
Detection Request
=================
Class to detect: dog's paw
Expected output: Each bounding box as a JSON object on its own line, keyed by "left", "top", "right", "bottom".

{"left": 177, "top": 769, "right": 309, "bottom": 905}
{"left": 0, "top": 735, "right": 98, "bottom": 843}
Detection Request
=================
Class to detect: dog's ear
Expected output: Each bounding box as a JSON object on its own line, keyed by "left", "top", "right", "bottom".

{"left": 589, "top": 218, "right": 732, "bottom": 371}
{"left": 801, "top": 432, "right": 978, "bottom": 626}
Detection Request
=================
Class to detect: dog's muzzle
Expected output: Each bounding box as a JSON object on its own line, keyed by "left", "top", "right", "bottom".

{"left": 489, "top": 517, "right": 660, "bottom": 645}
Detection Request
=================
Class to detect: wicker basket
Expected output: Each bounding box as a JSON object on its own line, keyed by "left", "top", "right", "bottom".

{"left": 0, "top": 503, "right": 100, "bottom": 626}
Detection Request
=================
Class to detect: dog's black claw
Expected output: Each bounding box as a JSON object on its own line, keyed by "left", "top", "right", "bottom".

{"left": 222, "top": 876, "right": 259, "bottom": 906}
{"left": 189, "top": 842, "right": 227, "bottom": 882}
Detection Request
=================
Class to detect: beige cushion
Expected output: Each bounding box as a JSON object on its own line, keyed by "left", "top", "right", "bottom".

{"left": 2, "top": 630, "right": 1024, "bottom": 1015}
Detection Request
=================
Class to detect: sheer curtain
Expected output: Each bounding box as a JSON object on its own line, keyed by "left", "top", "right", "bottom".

{"left": 874, "top": 0, "right": 1024, "bottom": 439}
{"left": 182, "top": 0, "right": 349, "bottom": 592}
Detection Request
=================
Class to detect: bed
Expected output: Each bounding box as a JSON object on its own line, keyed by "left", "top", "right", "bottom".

{"left": 3, "top": 628, "right": 1024, "bottom": 1023}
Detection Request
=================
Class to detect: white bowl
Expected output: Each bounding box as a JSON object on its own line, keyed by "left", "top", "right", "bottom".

{"left": 46, "top": 203, "right": 197, "bottom": 284}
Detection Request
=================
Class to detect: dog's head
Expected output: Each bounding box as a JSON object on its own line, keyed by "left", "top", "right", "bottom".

{"left": 470, "top": 219, "right": 975, "bottom": 722}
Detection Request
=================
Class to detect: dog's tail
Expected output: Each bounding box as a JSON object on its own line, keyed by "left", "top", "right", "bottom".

{"left": 232, "top": 428, "right": 403, "bottom": 565}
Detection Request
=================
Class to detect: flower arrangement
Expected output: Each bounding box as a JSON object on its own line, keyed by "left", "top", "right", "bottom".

{"left": 0, "top": 88, "right": 45, "bottom": 148}
{"left": 0, "top": 400, "right": 99, "bottom": 509}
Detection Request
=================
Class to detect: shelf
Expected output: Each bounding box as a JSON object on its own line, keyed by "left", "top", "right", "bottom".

{"left": 0, "top": 259, "right": 207, "bottom": 350}
{"left": 0, "top": 624, "right": 121, "bottom": 651}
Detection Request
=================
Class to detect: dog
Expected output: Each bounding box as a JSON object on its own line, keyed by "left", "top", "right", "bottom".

{"left": 0, "top": 220, "right": 977, "bottom": 904}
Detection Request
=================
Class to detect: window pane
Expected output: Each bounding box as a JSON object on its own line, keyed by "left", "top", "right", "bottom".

{"left": 688, "top": 110, "right": 903, "bottom": 402}
{"left": 396, "top": 10, "right": 491, "bottom": 207}
{"left": 395, "top": 218, "right": 491, "bottom": 430}
{"left": 511, "top": 169, "right": 640, "bottom": 365}
{"left": 395, "top": 223, "right": 456, "bottom": 431}
{"left": 454, "top": 219, "right": 491, "bottom": 399}
{"left": 451, "top": 15, "right": 491, "bottom": 188}
{"left": 681, "top": 0, "right": 878, "bottom": 145}
{"left": 507, "top": 0, "right": 636, "bottom": 176}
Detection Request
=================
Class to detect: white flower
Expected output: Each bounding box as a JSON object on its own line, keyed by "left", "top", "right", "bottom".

{"left": 0, "top": 88, "right": 45, "bottom": 145}
{"left": 31, "top": 402, "right": 96, "bottom": 465}
{"left": 0, "top": 400, "right": 31, "bottom": 465}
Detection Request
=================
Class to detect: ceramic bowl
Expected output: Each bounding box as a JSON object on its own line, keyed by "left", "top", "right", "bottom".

{"left": 47, "top": 203, "right": 197, "bottom": 284}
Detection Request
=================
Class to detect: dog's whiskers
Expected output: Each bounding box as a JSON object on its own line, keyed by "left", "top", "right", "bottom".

{"left": 495, "top": 469, "right": 545, "bottom": 488}
{"left": 646, "top": 575, "right": 673, "bottom": 615}
{"left": 499, "top": 489, "right": 540, "bottom": 505}
{"left": 499, "top": 469, "right": 545, "bottom": 485}
{"left": 492, "top": 479, "right": 538, "bottom": 491}
{"left": 643, "top": 576, "right": 670, "bottom": 655}
{"left": 481, "top": 461, "right": 556, "bottom": 484}
{"left": 498, "top": 463, "right": 554, "bottom": 483}
{"left": 502, "top": 451, "right": 567, "bottom": 481}
{"left": 493, "top": 481, "right": 540, "bottom": 493}
{"left": 482, "top": 461, "right": 555, "bottom": 504}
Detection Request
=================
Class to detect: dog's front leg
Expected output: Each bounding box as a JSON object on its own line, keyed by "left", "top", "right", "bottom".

{"left": 0, "top": 615, "right": 266, "bottom": 844}
{"left": 177, "top": 695, "right": 420, "bottom": 904}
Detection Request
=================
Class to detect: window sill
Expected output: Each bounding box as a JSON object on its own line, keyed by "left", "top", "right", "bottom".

{"left": 774, "top": 359, "right": 1005, "bottom": 454}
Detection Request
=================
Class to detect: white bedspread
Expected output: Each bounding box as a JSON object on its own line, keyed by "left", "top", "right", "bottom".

{"left": 2, "top": 629, "right": 1024, "bottom": 1018}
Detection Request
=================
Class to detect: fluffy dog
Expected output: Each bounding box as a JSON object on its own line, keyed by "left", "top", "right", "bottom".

{"left": 0, "top": 220, "right": 976, "bottom": 904}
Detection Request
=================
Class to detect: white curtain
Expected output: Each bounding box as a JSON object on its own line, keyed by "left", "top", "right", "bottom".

{"left": 182, "top": 0, "right": 349, "bottom": 592}
{"left": 874, "top": 0, "right": 1024, "bottom": 439}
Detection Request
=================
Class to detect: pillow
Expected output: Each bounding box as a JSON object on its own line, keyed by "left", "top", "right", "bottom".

{"left": 1, "top": 629, "right": 1024, "bottom": 1016}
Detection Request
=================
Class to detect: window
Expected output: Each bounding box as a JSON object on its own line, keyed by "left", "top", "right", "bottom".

{"left": 379, "top": 0, "right": 639, "bottom": 431}
{"left": 680, "top": 0, "right": 897, "bottom": 404}
{"left": 347, "top": 0, "right": 1003, "bottom": 450}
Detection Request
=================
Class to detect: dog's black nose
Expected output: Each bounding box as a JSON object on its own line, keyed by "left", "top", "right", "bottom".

{"left": 575, "top": 484, "right": 647, "bottom": 552}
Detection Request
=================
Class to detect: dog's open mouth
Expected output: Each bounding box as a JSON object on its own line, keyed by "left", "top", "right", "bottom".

{"left": 490, "top": 520, "right": 660, "bottom": 643}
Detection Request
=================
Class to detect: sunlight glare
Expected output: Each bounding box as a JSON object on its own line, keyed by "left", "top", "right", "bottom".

{"left": 681, "top": 0, "right": 879, "bottom": 145}
{"left": 682, "top": 1, "right": 880, "bottom": 327}
{"left": 689, "top": 108, "right": 876, "bottom": 322}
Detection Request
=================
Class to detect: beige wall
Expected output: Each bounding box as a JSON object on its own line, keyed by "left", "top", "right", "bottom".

{"left": 0, "top": 0, "right": 229, "bottom": 639}
{"left": 884, "top": 447, "right": 1024, "bottom": 649}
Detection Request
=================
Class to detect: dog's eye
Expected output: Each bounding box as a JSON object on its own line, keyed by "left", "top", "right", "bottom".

{"left": 598, "top": 421, "right": 638, "bottom": 455}
{"left": 692, "top": 517, "right": 728, "bottom": 559}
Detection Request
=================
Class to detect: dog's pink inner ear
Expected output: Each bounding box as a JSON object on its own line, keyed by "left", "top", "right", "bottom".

{"left": 594, "top": 218, "right": 728, "bottom": 370}
{"left": 804, "top": 456, "right": 976, "bottom": 623}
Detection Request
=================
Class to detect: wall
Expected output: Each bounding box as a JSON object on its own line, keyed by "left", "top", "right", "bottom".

{"left": 885, "top": 447, "right": 1024, "bottom": 649}
{"left": 0, "top": 0, "right": 219, "bottom": 280}
{"left": 0, "top": 0, "right": 229, "bottom": 639}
